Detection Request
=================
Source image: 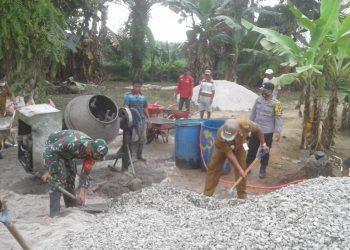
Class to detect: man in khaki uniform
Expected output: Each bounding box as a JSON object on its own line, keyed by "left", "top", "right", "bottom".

{"left": 204, "top": 118, "right": 269, "bottom": 199}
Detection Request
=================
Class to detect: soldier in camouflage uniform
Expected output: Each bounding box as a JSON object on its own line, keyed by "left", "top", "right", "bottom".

{"left": 246, "top": 82, "right": 283, "bottom": 179}
{"left": 41, "top": 130, "right": 108, "bottom": 217}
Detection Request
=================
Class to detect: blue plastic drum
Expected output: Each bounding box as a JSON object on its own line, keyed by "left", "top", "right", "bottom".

{"left": 175, "top": 119, "right": 204, "bottom": 168}
{"left": 200, "top": 119, "right": 231, "bottom": 175}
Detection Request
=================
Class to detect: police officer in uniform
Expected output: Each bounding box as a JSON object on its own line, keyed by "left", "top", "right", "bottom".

{"left": 246, "top": 82, "right": 283, "bottom": 179}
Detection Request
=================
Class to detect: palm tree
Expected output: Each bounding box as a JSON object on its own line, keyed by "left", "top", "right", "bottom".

{"left": 116, "top": 0, "right": 162, "bottom": 81}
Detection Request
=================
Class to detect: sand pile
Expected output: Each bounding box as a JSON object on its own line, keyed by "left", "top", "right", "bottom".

{"left": 192, "top": 80, "right": 258, "bottom": 111}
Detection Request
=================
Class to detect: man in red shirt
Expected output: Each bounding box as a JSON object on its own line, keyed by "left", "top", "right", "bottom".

{"left": 175, "top": 68, "right": 194, "bottom": 111}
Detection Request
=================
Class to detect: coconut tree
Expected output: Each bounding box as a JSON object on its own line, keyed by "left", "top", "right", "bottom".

{"left": 243, "top": 0, "right": 342, "bottom": 150}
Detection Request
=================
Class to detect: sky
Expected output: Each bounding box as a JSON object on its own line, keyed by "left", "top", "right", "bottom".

{"left": 106, "top": 1, "right": 279, "bottom": 43}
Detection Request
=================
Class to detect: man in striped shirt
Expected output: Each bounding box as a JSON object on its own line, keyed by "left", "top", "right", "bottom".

{"left": 197, "top": 69, "right": 215, "bottom": 119}
{"left": 124, "top": 79, "right": 150, "bottom": 161}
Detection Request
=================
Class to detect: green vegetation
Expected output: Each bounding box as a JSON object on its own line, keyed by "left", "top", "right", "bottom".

{"left": 1, "top": 0, "right": 350, "bottom": 148}
{"left": 0, "top": 0, "right": 65, "bottom": 99}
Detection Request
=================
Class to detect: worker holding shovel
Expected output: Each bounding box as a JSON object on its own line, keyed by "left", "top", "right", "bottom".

{"left": 204, "top": 118, "right": 269, "bottom": 199}
{"left": 41, "top": 130, "right": 108, "bottom": 217}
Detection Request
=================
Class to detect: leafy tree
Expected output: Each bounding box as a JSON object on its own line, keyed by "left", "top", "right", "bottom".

{"left": 0, "top": 0, "right": 65, "bottom": 97}
{"left": 52, "top": 0, "right": 111, "bottom": 84}
{"left": 164, "top": 0, "right": 221, "bottom": 83}
{"left": 243, "top": 0, "right": 350, "bottom": 150}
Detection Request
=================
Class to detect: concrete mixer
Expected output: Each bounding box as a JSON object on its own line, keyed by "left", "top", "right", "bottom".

{"left": 16, "top": 95, "right": 133, "bottom": 175}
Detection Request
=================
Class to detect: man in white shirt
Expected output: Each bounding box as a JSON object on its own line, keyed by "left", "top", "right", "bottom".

{"left": 197, "top": 70, "right": 215, "bottom": 119}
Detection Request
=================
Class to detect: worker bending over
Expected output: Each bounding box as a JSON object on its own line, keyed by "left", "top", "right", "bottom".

{"left": 204, "top": 118, "right": 269, "bottom": 199}
{"left": 41, "top": 130, "right": 108, "bottom": 217}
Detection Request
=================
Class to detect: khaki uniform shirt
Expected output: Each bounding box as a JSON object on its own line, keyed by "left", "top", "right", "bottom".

{"left": 216, "top": 118, "right": 259, "bottom": 155}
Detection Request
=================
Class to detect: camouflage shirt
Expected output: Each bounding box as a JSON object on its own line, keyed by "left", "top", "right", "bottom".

{"left": 45, "top": 130, "right": 92, "bottom": 159}
{"left": 44, "top": 130, "right": 93, "bottom": 189}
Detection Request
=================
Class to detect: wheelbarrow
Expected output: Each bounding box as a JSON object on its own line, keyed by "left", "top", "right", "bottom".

{"left": 146, "top": 117, "right": 175, "bottom": 144}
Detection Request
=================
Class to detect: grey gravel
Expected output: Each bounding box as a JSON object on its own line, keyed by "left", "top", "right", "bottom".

{"left": 64, "top": 177, "right": 350, "bottom": 250}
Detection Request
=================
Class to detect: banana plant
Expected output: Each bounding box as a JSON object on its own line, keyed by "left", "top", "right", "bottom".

{"left": 242, "top": 0, "right": 342, "bottom": 150}
{"left": 320, "top": 12, "right": 350, "bottom": 148}
{"left": 164, "top": 0, "right": 222, "bottom": 83}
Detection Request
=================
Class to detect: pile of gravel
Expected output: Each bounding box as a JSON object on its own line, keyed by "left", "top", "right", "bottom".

{"left": 192, "top": 80, "right": 258, "bottom": 111}
{"left": 63, "top": 177, "right": 350, "bottom": 249}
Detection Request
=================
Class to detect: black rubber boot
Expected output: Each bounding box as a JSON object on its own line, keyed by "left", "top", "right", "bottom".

{"left": 136, "top": 144, "right": 146, "bottom": 162}
{"left": 0, "top": 151, "right": 3, "bottom": 159}
{"left": 63, "top": 170, "right": 77, "bottom": 208}
{"left": 49, "top": 191, "right": 61, "bottom": 218}
{"left": 259, "top": 165, "right": 267, "bottom": 179}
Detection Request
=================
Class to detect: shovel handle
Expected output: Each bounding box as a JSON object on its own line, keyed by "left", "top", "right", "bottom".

{"left": 229, "top": 150, "right": 268, "bottom": 192}
{"left": 57, "top": 186, "right": 76, "bottom": 200}
{"left": 230, "top": 157, "right": 260, "bottom": 191}
{"left": 6, "top": 224, "right": 32, "bottom": 250}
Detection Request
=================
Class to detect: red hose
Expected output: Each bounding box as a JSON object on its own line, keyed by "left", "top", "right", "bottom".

{"left": 199, "top": 121, "right": 305, "bottom": 190}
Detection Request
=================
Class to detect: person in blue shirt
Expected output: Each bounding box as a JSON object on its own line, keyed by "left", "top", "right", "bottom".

{"left": 124, "top": 79, "right": 150, "bottom": 161}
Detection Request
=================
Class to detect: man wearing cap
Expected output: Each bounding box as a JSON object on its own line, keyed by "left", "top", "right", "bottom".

{"left": 197, "top": 69, "right": 215, "bottom": 119}
{"left": 204, "top": 118, "right": 269, "bottom": 199}
{"left": 0, "top": 73, "right": 17, "bottom": 118}
{"left": 263, "top": 69, "right": 281, "bottom": 100}
{"left": 175, "top": 67, "right": 194, "bottom": 111}
{"left": 247, "top": 82, "right": 283, "bottom": 179}
{"left": 41, "top": 130, "right": 108, "bottom": 217}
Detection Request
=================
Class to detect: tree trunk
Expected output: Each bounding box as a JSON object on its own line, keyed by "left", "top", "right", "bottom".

{"left": 322, "top": 79, "right": 340, "bottom": 148}
{"left": 301, "top": 82, "right": 311, "bottom": 149}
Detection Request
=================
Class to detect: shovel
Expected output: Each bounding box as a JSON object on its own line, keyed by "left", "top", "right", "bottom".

{"left": 228, "top": 150, "right": 268, "bottom": 194}
{"left": 33, "top": 172, "right": 107, "bottom": 214}
{"left": 57, "top": 186, "right": 107, "bottom": 214}
{"left": 0, "top": 199, "right": 32, "bottom": 250}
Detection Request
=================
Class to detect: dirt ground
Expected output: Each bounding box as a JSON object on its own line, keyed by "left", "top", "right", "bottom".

{"left": 0, "top": 86, "right": 349, "bottom": 249}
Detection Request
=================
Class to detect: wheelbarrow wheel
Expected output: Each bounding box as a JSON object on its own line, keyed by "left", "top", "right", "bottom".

{"left": 146, "top": 128, "right": 156, "bottom": 144}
